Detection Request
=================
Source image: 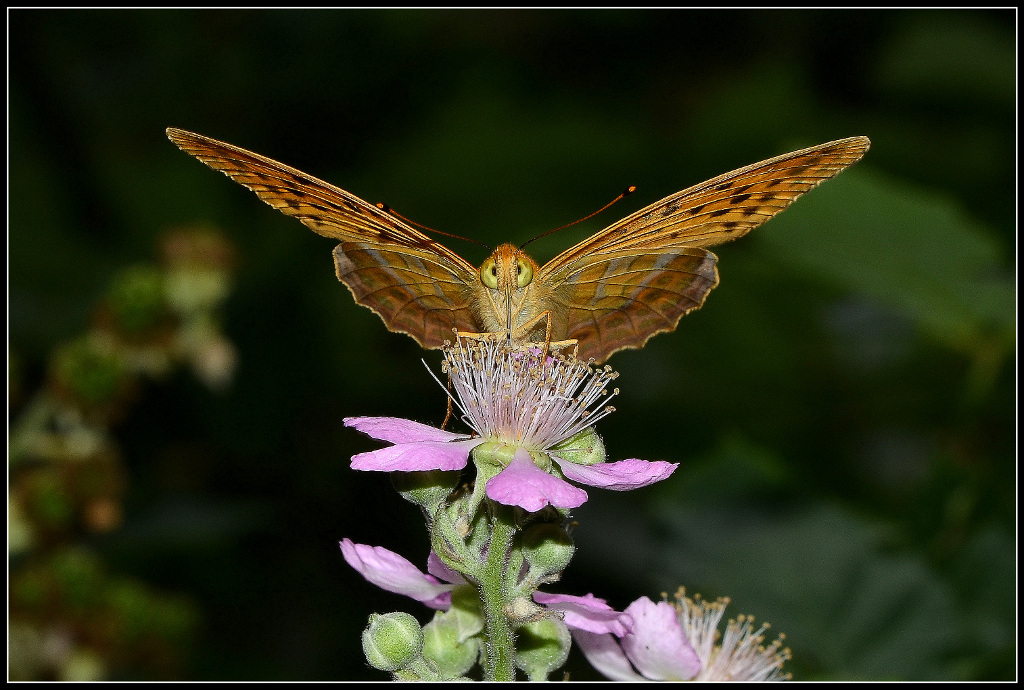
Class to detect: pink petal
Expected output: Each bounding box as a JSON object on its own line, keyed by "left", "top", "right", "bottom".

{"left": 485, "top": 450, "right": 588, "bottom": 511}
{"left": 351, "top": 438, "right": 483, "bottom": 471}
{"left": 554, "top": 457, "right": 678, "bottom": 491}
{"left": 534, "top": 592, "right": 633, "bottom": 636}
{"left": 344, "top": 416, "right": 468, "bottom": 444}
{"left": 620, "top": 597, "right": 700, "bottom": 680}
{"left": 340, "top": 539, "right": 454, "bottom": 609}
{"left": 427, "top": 550, "right": 467, "bottom": 586}
{"left": 571, "top": 630, "right": 647, "bottom": 682}
{"left": 419, "top": 591, "right": 454, "bottom": 610}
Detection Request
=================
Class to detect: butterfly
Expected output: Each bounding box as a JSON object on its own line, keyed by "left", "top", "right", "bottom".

{"left": 167, "top": 128, "right": 869, "bottom": 363}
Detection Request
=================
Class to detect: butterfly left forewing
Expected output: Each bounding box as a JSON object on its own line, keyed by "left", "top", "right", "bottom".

{"left": 166, "top": 128, "right": 481, "bottom": 349}
{"left": 535, "top": 136, "right": 870, "bottom": 362}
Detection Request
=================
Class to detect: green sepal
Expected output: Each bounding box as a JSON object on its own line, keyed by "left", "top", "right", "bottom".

{"left": 391, "top": 469, "right": 461, "bottom": 514}
{"left": 550, "top": 426, "right": 605, "bottom": 466}
{"left": 447, "top": 585, "right": 486, "bottom": 641}
{"left": 422, "top": 607, "right": 483, "bottom": 679}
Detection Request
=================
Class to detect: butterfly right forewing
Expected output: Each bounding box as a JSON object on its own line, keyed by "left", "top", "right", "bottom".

{"left": 166, "top": 128, "right": 481, "bottom": 349}
{"left": 544, "top": 137, "right": 871, "bottom": 266}
{"left": 535, "top": 137, "right": 870, "bottom": 362}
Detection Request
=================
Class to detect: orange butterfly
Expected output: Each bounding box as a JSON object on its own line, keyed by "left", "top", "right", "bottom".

{"left": 167, "top": 128, "right": 869, "bottom": 362}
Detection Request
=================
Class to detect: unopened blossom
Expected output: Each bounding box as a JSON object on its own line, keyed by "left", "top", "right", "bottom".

{"left": 340, "top": 539, "right": 632, "bottom": 637}
{"left": 344, "top": 337, "right": 677, "bottom": 511}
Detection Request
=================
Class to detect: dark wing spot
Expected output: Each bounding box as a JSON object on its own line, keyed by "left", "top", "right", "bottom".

{"left": 715, "top": 181, "right": 733, "bottom": 191}
{"left": 690, "top": 203, "right": 707, "bottom": 214}
{"left": 709, "top": 208, "right": 730, "bottom": 218}
{"left": 660, "top": 203, "right": 680, "bottom": 217}
{"left": 723, "top": 221, "right": 740, "bottom": 232}
{"left": 742, "top": 206, "right": 760, "bottom": 216}
{"left": 729, "top": 193, "right": 752, "bottom": 205}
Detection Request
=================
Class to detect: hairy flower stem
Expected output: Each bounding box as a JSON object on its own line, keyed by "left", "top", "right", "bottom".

{"left": 478, "top": 503, "right": 517, "bottom": 681}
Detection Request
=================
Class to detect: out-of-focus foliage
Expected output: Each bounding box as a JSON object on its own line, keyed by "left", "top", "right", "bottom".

{"left": 8, "top": 9, "right": 1014, "bottom": 680}
{"left": 9, "top": 228, "right": 236, "bottom": 679}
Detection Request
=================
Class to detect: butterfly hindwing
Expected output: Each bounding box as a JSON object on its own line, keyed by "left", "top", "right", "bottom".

{"left": 545, "top": 248, "right": 719, "bottom": 363}
{"left": 333, "top": 242, "right": 477, "bottom": 350}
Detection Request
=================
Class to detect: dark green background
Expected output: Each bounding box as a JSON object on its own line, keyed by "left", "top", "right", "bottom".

{"left": 9, "top": 9, "right": 1015, "bottom": 680}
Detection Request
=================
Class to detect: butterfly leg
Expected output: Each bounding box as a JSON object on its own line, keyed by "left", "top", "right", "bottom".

{"left": 454, "top": 329, "right": 510, "bottom": 343}
{"left": 452, "top": 322, "right": 578, "bottom": 359}
{"left": 509, "top": 311, "right": 579, "bottom": 359}
{"left": 441, "top": 374, "right": 454, "bottom": 430}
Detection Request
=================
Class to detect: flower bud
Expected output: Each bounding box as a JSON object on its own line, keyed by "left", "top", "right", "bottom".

{"left": 522, "top": 523, "right": 575, "bottom": 579}
{"left": 361, "top": 612, "right": 424, "bottom": 672}
{"left": 514, "top": 617, "right": 571, "bottom": 680}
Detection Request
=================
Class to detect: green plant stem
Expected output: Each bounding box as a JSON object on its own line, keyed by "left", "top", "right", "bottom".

{"left": 478, "top": 503, "right": 517, "bottom": 681}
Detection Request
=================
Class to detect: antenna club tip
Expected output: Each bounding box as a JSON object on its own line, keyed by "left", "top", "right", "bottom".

{"left": 625, "top": 185, "right": 637, "bottom": 195}
{"left": 376, "top": 202, "right": 391, "bottom": 212}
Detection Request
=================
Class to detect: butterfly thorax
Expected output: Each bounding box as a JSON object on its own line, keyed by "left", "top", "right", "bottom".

{"left": 471, "top": 243, "right": 558, "bottom": 341}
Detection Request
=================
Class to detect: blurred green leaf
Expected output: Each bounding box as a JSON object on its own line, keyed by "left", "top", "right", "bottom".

{"left": 756, "top": 168, "right": 1013, "bottom": 356}
{"left": 104, "top": 266, "right": 168, "bottom": 335}
{"left": 871, "top": 12, "right": 1015, "bottom": 106}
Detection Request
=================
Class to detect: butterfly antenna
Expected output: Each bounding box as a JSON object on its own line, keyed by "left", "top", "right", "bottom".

{"left": 520, "top": 186, "right": 636, "bottom": 251}
{"left": 376, "top": 202, "right": 493, "bottom": 252}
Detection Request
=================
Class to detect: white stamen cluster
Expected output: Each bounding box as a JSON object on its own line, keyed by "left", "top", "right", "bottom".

{"left": 674, "top": 589, "right": 792, "bottom": 682}
{"left": 428, "top": 336, "right": 619, "bottom": 450}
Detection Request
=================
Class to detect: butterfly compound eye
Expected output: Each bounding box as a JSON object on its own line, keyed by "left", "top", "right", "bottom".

{"left": 516, "top": 259, "right": 534, "bottom": 288}
{"left": 480, "top": 259, "right": 499, "bottom": 289}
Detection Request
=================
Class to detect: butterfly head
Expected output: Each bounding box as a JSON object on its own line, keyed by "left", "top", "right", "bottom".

{"left": 478, "top": 243, "right": 536, "bottom": 293}
{"left": 475, "top": 243, "right": 541, "bottom": 332}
